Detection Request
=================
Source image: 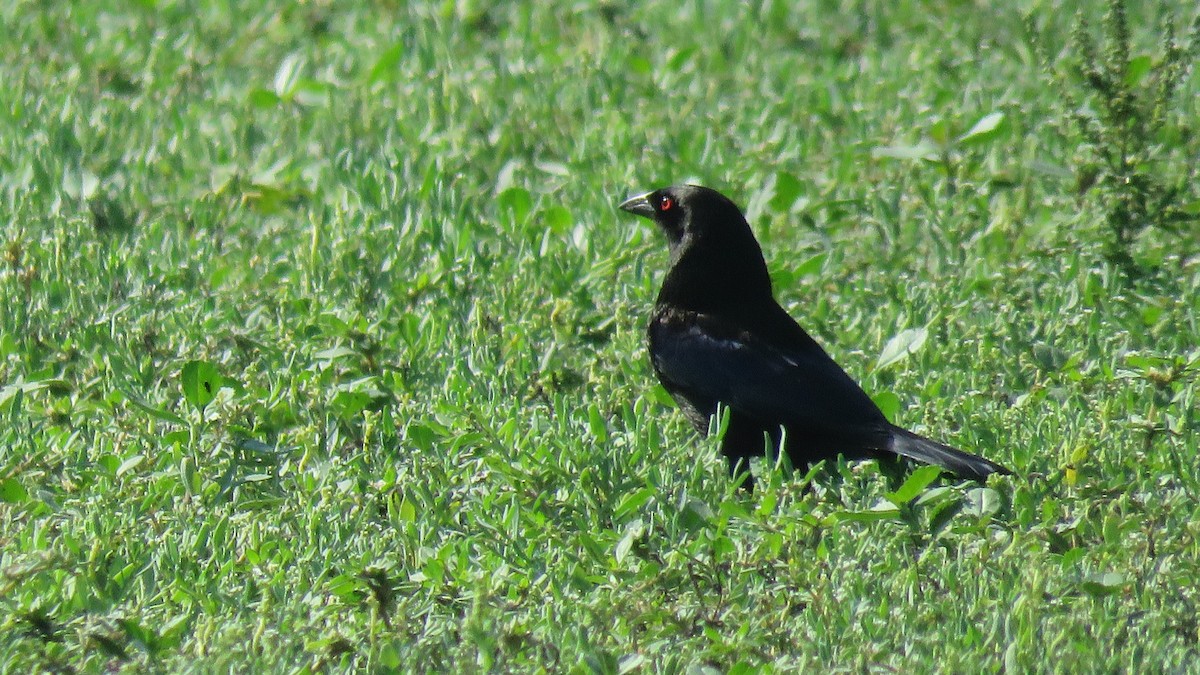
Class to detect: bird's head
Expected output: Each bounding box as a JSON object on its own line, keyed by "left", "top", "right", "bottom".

{"left": 619, "top": 185, "right": 731, "bottom": 241}
{"left": 619, "top": 185, "right": 759, "bottom": 262}
{"left": 619, "top": 184, "right": 772, "bottom": 304}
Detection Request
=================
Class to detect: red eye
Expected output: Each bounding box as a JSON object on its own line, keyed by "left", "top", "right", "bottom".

{"left": 659, "top": 196, "right": 674, "bottom": 211}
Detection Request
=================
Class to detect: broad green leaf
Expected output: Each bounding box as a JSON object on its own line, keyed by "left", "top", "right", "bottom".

{"left": 876, "top": 327, "right": 929, "bottom": 371}
{"left": 314, "top": 346, "right": 358, "bottom": 362}
{"left": 293, "top": 78, "right": 331, "bottom": 106}
{"left": 497, "top": 187, "right": 532, "bottom": 223}
{"left": 534, "top": 160, "right": 570, "bottom": 177}
{"left": 914, "top": 485, "right": 953, "bottom": 506}
{"left": 1124, "top": 55, "right": 1152, "bottom": 86}
{"left": 62, "top": 166, "right": 100, "bottom": 201}
{"left": 379, "top": 643, "right": 402, "bottom": 670}
{"left": 369, "top": 43, "right": 405, "bottom": 83}
{"left": 625, "top": 55, "right": 652, "bottom": 75}
{"left": 586, "top": 404, "right": 608, "bottom": 442}
{"left": 824, "top": 501, "right": 901, "bottom": 525}
{"left": 331, "top": 390, "right": 371, "bottom": 419}
{"left": 1080, "top": 572, "right": 1126, "bottom": 597}
{"left": 397, "top": 499, "right": 416, "bottom": 523}
{"left": 769, "top": 171, "right": 803, "bottom": 211}
{"left": 648, "top": 384, "right": 677, "bottom": 409}
{"left": 181, "top": 360, "right": 223, "bottom": 412}
{"left": 614, "top": 486, "right": 655, "bottom": 520}
{"left": 679, "top": 498, "right": 713, "bottom": 531}
{"left": 539, "top": 205, "right": 573, "bottom": 233}
{"left": 0, "top": 478, "right": 28, "bottom": 503}
{"left": 929, "top": 118, "right": 952, "bottom": 146}
{"left": 273, "top": 53, "right": 305, "bottom": 98}
{"left": 117, "top": 454, "right": 145, "bottom": 477}
{"left": 872, "top": 139, "right": 939, "bottom": 162}
{"left": 885, "top": 465, "right": 943, "bottom": 505}
{"left": 614, "top": 518, "right": 645, "bottom": 565}
{"left": 872, "top": 390, "right": 901, "bottom": 422}
{"left": 794, "top": 253, "right": 826, "bottom": 279}
{"left": 325, "top": 574, "right": 360, "bottom": 599}
{"left": 957, "top": 111, "right": 1006, "bottom": 146}
{"left": 118, "top": 388, "right": 187, "bottom": 426}
{"left": 247, "top": 88, "right": 280, "bottom": 109}
{"left": 618, "top": 654, "right": 646, "bottom": 675}
{"left": 928, "top": 499, "right": 963, "bottom": 535}
{"left": 0, "top": 380, "right": 46, "bottom": 412}
{"left": 964, "top": 487, "right": 1001, "bottom": 517}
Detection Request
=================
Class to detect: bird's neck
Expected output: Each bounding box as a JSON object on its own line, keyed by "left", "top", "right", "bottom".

{"left": 656, "top": 243, "right": 774, "bottom": 316}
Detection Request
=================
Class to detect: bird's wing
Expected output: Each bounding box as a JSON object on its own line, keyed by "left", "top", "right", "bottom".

{"left": 650, "top": 313, "right": 888, "bottom": 445}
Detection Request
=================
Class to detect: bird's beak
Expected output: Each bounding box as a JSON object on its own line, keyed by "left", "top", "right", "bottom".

{"left": 618, "top": 192, "right": 656, "bottom": 219}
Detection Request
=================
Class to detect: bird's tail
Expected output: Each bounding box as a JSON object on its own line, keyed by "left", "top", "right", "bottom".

{"left": 888, "top": 426, "right": 1011, "bottom": 481}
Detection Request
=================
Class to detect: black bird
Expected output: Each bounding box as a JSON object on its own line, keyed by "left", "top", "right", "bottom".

{"left": 620, "top": 184, "right": 1011, "bottom": 491}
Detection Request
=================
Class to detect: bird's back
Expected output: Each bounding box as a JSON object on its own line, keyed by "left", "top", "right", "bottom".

{"left": 649, "top": 296, "right": 891, "bottom": 454}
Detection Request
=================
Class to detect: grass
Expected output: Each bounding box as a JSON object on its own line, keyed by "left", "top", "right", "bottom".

{"left": 1, "top": 0, "right": 1199, "bottom": 671}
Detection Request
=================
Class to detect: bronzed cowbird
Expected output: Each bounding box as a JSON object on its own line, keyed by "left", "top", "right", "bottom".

{"left": 620, "top": 184, "right": 1011, "bottom": 491}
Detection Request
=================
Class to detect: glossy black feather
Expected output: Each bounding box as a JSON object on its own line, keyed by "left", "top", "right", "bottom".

{"left": 622, "top": 184, "right": 1011, "bottom": 490}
